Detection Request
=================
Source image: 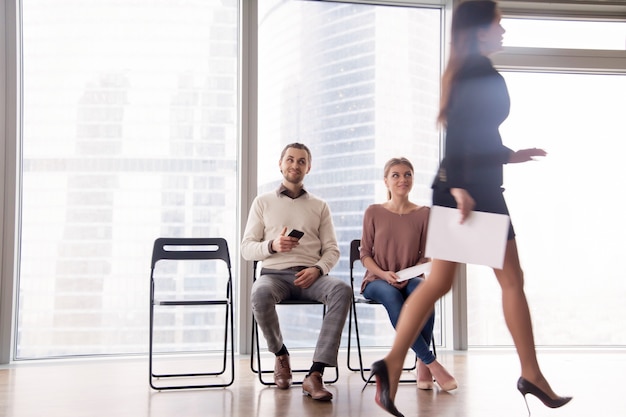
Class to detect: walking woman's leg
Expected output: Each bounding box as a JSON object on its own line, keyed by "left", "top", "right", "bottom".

{"left": 382, "top": 259, "right": 458, "bottom": 400}
{"left": 494, "top": 239, "right": 559, "bottom": 398}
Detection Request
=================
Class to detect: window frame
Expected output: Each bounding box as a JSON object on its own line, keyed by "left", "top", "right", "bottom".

{"left": 0, "top": 0, "right": 21, "bottom": 365}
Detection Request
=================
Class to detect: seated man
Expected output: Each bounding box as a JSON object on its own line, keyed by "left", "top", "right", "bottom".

{"left": 241, "top": 142, "right": 351, "bottom": 401}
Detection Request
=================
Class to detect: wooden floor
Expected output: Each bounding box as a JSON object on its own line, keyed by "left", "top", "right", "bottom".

{"left": 1, "top": 349, "right": 624, "bottom": 417}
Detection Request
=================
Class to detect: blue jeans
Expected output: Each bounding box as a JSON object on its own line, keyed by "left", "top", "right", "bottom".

{"left": 362, "top": 277, "right": 436, "bottom": 364}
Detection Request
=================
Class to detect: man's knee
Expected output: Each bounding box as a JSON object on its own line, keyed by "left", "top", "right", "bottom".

{"left": 250, "top": 282, "right": 275, "bottom": 311}
{"left": 330, "top": 280, "right": 352, "bottom": 306}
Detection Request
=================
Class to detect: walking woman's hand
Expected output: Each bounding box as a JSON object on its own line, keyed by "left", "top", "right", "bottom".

{"left": 509, "top": 148, "right": 547, "bottom": 163}
{"left": 450, "top": 188, "right": 475, "bottom": 224}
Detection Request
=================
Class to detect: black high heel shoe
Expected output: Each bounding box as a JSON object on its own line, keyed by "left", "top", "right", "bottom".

{"left": 517, "top": 377, "right": 572, "bottom": 415}
{"left": 362, "top": 360, "right": 404, "bottom": 417}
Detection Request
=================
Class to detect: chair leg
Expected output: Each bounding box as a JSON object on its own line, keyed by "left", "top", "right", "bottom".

{"left": 149, "top": 302, "right": 156, "bottom": 388}
{"left": 351, "top": 302, "right": 418, "bottom": 384}
{"left": 250, "top": 315, "right": 274, "bottom": 385}
{"left": 250, "top": 316, "right": 259, "bottom": 374}
{"left": 352, "top": 301, "right": 370, "bottom": 382}
{"left": 251, "top": 309, "right": 338, "bottom": 386}
{"left": 346, "top": 302, "right": 361, "bottom": 372}
{"left": 149, "top": 302, "right": 235, "bottom": 390}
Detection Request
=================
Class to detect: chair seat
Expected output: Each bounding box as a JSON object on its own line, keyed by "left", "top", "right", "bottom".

{"left": 156, "top": 299, "right": 229, "bottom": 306}
{"left": 277, "top": 299, "right": 324, "bottom": 305}
{"left": 353, "top": 292, "right": 379, "bottom": 305}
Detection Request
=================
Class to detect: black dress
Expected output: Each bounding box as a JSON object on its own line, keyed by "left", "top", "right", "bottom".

{"left": 432, "top": 54, "right": 515, "bottom": 239}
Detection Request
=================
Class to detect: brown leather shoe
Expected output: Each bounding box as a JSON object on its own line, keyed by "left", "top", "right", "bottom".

{"left": 274, "top": 354, "right": 292, "bottom": 389}
{"left": 302, "top": 371, "right": 333, "bottom": 401}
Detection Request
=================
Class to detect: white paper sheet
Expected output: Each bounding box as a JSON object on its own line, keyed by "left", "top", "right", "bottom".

{"left": 425, "top": 205, "right": 510, "bottom": 269}
{"left": 396, "top": 262, "right": 432, "bottom": 282}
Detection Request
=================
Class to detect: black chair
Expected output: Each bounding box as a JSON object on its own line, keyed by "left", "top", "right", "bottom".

{"left": 347, "top": 239, "right": 436, "bottom": 383}
{"left": 149, "top": 237, "right": 235, "bottom": 390}
{"left": 249, "top": 261, "right": 339, "bottom": 386}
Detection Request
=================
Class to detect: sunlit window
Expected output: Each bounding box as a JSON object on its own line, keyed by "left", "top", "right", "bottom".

{"left": 17, "top": 0, "right": 239, "bottom": 359}
{"left": 468, "top": 71, "right": 626, "bottom": 346}
{"left": 257, "top": 0, "right": 443, "bottom": 350}
{"left": 503, "top": 18, "right": 626, "bottom": 50}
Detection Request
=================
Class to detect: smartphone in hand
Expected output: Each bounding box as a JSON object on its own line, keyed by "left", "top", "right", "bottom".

{"left": 287, "top": 229, "right": 304, "bottom": 240}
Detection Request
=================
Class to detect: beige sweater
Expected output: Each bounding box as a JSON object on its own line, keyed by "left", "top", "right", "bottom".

{"left": 241, "top": 188, "right": 339, "bottom": 274}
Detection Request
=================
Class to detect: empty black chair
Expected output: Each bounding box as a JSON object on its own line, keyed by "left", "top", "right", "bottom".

{"left": 149, "top": 237, "right": 234, "bottom": 389}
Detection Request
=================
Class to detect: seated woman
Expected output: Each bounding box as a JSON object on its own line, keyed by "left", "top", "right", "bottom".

{"left": 360, "top": 157, "right": 457, "bottom": 391}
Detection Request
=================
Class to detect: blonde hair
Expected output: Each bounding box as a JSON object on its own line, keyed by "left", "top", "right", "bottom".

{"left": 383, "top": 157, "right": 414, "bottom": 200}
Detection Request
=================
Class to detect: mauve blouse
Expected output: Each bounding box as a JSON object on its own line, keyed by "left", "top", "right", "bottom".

{"left": 359, "top": 204, "right": 430, "bottom": 293}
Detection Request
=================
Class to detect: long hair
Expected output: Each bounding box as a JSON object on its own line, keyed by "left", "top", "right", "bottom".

{"left": 437, "top": 0, "right": 498, "bottom": 125}
{"left": 383, "top": 157, "right": 414, "bottom": 200}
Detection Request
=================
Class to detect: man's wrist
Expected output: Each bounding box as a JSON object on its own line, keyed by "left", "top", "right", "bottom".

{"left": 268, "top": 240, "right": 276, "bottom": 254}
{"left": 312, "top": 265, "right": 324, "bottom": 276}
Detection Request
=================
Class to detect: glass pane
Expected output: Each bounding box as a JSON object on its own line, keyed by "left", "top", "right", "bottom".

{"left": 258, "top": 0, "right": 442, "bottom": 348}
{"left": 503, "top": 18, "right": 626, "bottom": 50}
{"left": 467, "top": 72, "right": 626, "bottom": 346}
{"left": 18, "top": 0, "right": 239, "bottom": 358}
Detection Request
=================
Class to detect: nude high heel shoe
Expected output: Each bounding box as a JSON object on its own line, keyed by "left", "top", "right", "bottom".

{"left": 416, "top": 360, "right": 434, "bottom": 390}
{"left": 427, "top": 360, "right": 457, "bottom": 391}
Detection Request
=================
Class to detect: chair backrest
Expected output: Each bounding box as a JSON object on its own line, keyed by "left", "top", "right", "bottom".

{"left": 349, "top": 239, "right": 362, "bottom": 291}
{"left": 151, "top": 237, "right": 231, "bottom": 269}
{"left": 350, "top": 239, "right": 361, "bottom": 270}
{"left": 150, "top": 237, "right": 233, "bottom": 302}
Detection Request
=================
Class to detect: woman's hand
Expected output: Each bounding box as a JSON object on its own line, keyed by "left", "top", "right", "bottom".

{"left": 450, "top": 188, "right": 475, "bottom": 224}
{"left": 380, "top": 271, "right": 407, "bottom": 288}
{"left": 509, "top": 148, "right": 547, "bottom": 163}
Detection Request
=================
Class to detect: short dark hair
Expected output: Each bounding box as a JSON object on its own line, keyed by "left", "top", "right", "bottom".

{"left": 280, "top": 143, "right": 312, "bottom": 163}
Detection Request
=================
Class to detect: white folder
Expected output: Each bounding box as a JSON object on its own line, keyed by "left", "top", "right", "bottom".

{"left": 396, "top": 262, "right": 432, "bottom": 282}
{"left": 425, "top": 205, "right": 510, "bottom": 269}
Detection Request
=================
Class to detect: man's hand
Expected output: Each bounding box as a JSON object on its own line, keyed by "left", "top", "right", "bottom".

{"left": 294, "top": 267, "right": 320, "bottom": 289}
{"left": 271, "top": 226, "right": 301, "bottom": 253}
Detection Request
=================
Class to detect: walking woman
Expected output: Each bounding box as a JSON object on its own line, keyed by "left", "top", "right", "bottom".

{"left": 365, "top": 2, "right": 572, "bottom": 416}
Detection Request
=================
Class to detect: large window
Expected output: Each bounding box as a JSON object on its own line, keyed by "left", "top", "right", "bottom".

{"left": 467, "top": 17, "right": 626, "bottom": 347}
{"left": 8, "top": 0, "right": 624, "bottom": 363}
{"left": 17, "top": 0, "right": 239, "bottom": 359}
{"left": 257, "top": 0, "right": 444, "bottom": 350}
